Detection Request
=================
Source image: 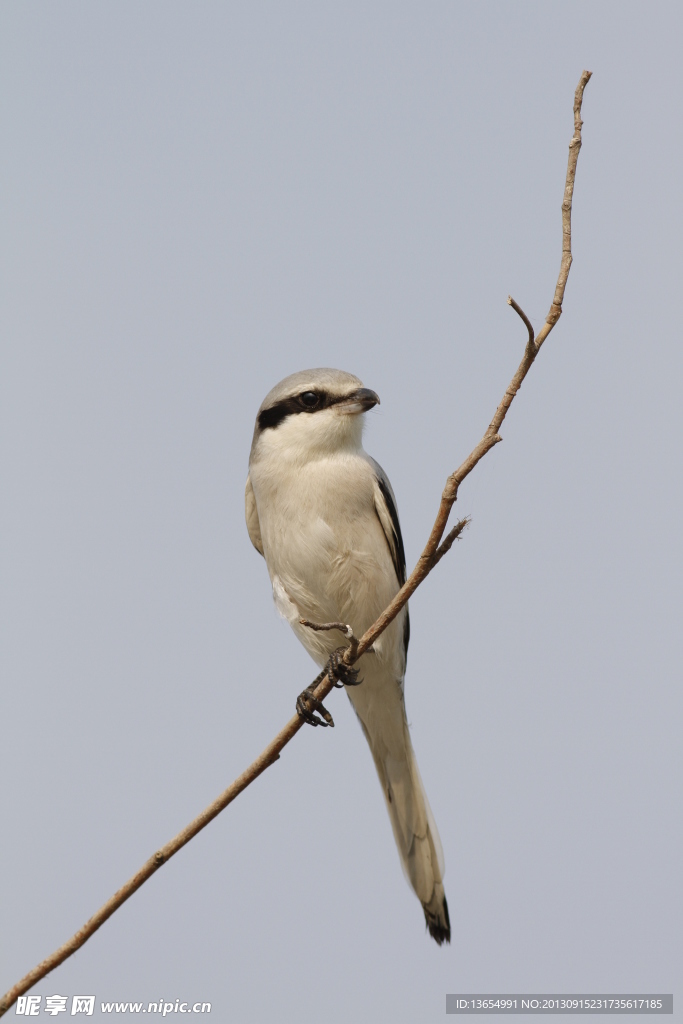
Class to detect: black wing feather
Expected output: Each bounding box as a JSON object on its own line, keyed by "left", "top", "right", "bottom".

{"left": 371, "top": 461, "right": 410, "bottom": 662}
{"left": 375, "top": 474, "right": 407, "bottom": 586}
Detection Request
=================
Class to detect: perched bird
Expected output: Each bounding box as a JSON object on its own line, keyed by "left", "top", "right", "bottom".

{"left": 245, "top": 367, "right": 450, "bottom": 944}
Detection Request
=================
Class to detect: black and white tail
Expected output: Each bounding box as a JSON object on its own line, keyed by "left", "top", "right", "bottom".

{"left": 349, "top": 666, "right": 450, "bottom": 945}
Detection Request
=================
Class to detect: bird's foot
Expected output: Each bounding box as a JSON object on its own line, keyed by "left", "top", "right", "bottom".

{"left": 295, "top": 622, "right": 363, "bottom": 726}
{"left": 327, "top": 646, "right": 362, "bottom": 688}
{"left": 296, "top": 671, "right": 334, "bottom": 727}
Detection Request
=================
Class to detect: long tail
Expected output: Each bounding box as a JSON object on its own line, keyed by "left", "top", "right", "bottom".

{"left": 348, "top": 669, "right": 450, "bottom": 945}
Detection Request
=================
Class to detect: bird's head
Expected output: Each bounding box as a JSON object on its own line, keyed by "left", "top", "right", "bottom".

{"left": 250, "top": 368, "right": 380, "bottom": 465}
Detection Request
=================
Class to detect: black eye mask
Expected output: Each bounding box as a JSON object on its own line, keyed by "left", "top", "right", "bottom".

{"left": 257, "top": 390, "right": 330, "bottom": 432}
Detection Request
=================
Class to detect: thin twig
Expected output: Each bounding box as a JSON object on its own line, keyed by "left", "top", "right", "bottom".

{"left": 299, "top": 620, "right": 353, "bottom": 634}
{"left": 300, "top": 619, "right": 360, "bottom": 664}
{"left": 432, "top": 517, "right": 470, "bottom": 568}
{"left": 0, "top": 70, "right": 591, "bottom": 1017}
{"left": 535, "top": 69, "right": 592, "bottom": 349}
{"left": 507, "top": 296, "right": 535, "bottom": 351}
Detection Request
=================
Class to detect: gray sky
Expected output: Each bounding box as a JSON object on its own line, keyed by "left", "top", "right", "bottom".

{"left": 1, "top": 3, "right": 681, "bottom": 1021}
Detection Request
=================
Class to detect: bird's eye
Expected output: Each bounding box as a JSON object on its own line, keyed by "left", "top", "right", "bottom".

{"left": 300, "top": 391, "right": 320, "bottom": 409}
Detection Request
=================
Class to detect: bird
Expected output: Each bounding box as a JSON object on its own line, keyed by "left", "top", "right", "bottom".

{"left": 245, "top": 367, "right": 450, "bottom": 945}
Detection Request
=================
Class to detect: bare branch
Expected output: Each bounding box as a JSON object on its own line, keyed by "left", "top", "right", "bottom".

{"left": 0, "top": 734, "right": 287, "bottom": 1015}
{"left": 0, "top": 71, "right": 591, "bottom": 1017}
{"left": 484, "top": 70, "right": 591, "bottom": 442}
{"left": 535, "top": 68, "right": 592, "bottom": 350}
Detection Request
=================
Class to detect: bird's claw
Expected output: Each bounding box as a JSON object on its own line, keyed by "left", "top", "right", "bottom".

{"left": 328, "top": 646, "right": 363, "bottom": 688}
{"left": 296, "top": 686, "right": 334, "bottom": 727}
{"left": 295, "top": 644, "right": 362, "bottom": 727}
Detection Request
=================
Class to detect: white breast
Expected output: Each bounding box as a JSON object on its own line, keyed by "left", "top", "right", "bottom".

{"left": 250, "top": 447, "right": 402, "bottom": 672}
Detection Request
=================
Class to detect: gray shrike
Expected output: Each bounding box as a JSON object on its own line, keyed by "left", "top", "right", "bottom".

{"left": 245, "top": 367, "right": 450, "bottom": 944}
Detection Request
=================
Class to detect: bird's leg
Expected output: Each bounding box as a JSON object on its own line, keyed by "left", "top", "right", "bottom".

{"left": 296, "top": 668, "right": 335, "bottom": 727}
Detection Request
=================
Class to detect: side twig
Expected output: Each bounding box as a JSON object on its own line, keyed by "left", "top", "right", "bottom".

{"left": 0, "top": 69, "right": 591, "bottom": 1017}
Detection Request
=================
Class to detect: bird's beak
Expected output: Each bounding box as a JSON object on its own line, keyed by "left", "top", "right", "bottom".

{"left": 338, "top": 388, "right": 380, "bottom": 415}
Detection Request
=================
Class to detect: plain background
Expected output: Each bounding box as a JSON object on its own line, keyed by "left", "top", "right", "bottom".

{"left": 2, "top": 3, "right": 681, "bottom": 1021}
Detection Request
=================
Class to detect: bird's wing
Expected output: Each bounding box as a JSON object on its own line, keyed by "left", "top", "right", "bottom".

{"left": 368, "top": 457, "right": 410, "bottom": 658}
{"left": 368, "top": 457, "right": 406, "bottom": 586}
{"left": 245, "top": 474, "right": 264, "bottom": 556}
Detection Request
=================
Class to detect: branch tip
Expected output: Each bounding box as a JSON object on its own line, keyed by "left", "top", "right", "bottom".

{"left": 507, "top": 296, "right": 535, "bottom": 350}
